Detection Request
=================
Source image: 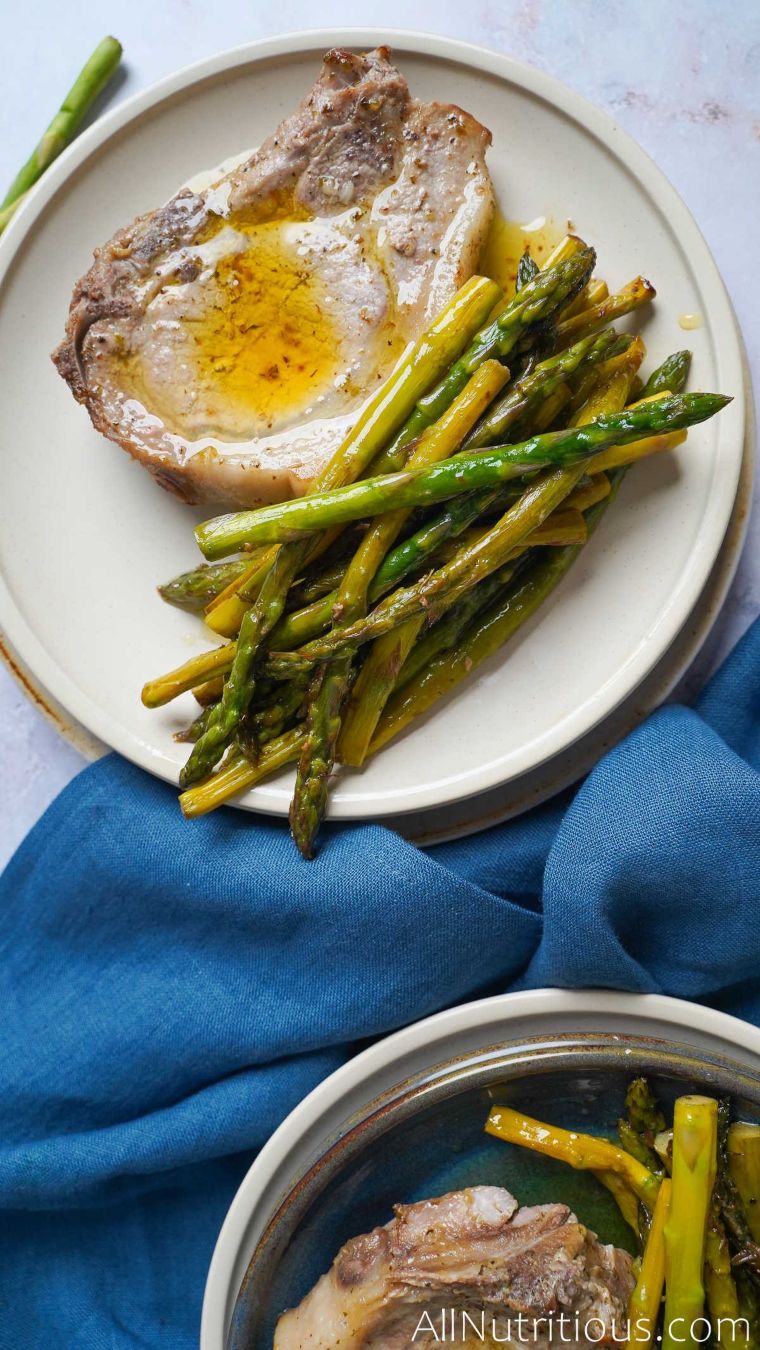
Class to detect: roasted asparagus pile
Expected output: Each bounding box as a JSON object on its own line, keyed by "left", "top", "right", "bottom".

{"left": 144, "top": 234, "right": 730, "bottom": 857}
{"left": 487, "top": 1082, "right": 760, "bottom": 1350}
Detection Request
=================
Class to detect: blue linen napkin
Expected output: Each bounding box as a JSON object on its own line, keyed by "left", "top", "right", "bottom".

{"left": 1, "top": 615, "right": 759, "bottom": 1349}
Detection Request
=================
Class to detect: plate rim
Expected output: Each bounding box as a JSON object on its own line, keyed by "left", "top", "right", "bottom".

{"left": 200, "top": 987, "right": 760, "bottom": 1349}
{"left": 0, "top": 27, "right": 747, "bottom": 819}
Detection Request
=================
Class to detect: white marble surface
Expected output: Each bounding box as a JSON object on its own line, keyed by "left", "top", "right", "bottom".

{"left": 0, "top": 0, "right": 758, "bottom": 867}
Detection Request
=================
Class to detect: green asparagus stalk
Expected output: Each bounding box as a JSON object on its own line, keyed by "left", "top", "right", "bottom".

{"left": 629, "top": 1179, "right": 672, "bottom": 1350}
{"left": 554, "top": 275, "right": 656, "bottom": 346}
{"left": 1, "top": 38, "right": 123, "bottom": 231}
{"left": 289, "top": 658, "right": 352, "bottom": 857}
{"left": 620, "top": 1078, "right": 668, "bottom": 1174}
{"left": 663, "top": 1095, "right": 718, "bottom": 1350}
{"left": 706, "top": 1212, "right": 750, "bottom": 1350}
{"left": 485, "top": 1104, "right": 661, "bottom": 1208}
{"left": 159, "top": 559, "right": 251, "bottom": 614}
{"left": 198, "top": 394, "right": 730, "bottom": 557}
{"left": 641, "top": 350, "right": 692, "bottom": 398}
{"left": 728, "top": 1124, "right": 760, "bottom": 1244}
{"left": 177, "top": 275, "right": 500, "bottom": 788}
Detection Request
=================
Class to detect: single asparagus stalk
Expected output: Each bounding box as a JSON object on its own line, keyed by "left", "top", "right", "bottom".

{"left": 629, "top": 1179, "right": 672, "bottom": 1350}
{"left": 370, "top": 472, "right": 625, "bottom": 753}
{"left": 179, "top": 728, "right": 305, "bottom": 818}
{"left": 715, "top": 1103, "right": 760, "bottom": 1284}
{"left": 728, "top": 1124, "right": 760, "bottom": 1244}
{"left": 641, "top": 350, "right": 692, "bottom": 398}
{"left": 463, "top": 327, "right": 620, "bottom": 449}
{"left": 0, "top": 37, "right": 123, "bottom": 228}
{"left": 178, "top": 275, "right": 500, "bottom": 788}
{"left": 159, "top": 559, "right": 251, "bottom": 613}
{"left": 620, "top": 1078, "right": 668, "bottom": 1175}
{"left": 142, "top": 643, "right": 234, "bottom": 708}
{"left": 199, "top": 394, "right": 729, "bottom": 557}
{"left": 663, "top": 1095, "right": 718, "bottom": 1350}
{"left": 554, "top": 275, "right": 656, "bottom": 346}
{"left": 706, "top": 1212, "right": 750, "bottom": 1350}
{"left": 485, "top": 1104, "right": 661, "bottom": 1208}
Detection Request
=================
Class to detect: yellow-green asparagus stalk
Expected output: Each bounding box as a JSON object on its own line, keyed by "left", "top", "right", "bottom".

{"left": 728, "top": 1125, "right": 760, "bottom": 1244}
{"left": 663, "top": 1095, "right": 718, "bottom": 1350}
{"left": 485, "top": 1105, "right": 661, "bottom": 1208}
{"left": 629, "top": 1179, "right": 672, "bottom": 1349}
{"left": 1, "top": 38, "right": 123, "bottom": 233}
{"left": 706, "top": 1212, "right": 750, "bottom": 1350}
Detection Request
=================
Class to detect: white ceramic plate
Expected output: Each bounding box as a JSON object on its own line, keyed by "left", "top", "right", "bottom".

{"left": 201, "top": 989, "right": 760, "bottom": 1349}
{"left": 0, "top": 30, "right": 745, "bottom": 820}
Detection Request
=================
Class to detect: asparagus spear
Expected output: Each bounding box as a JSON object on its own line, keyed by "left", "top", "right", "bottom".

{"left": 158, "top": 559, "right": 251, "bottom": 614}
{"left": 641, "top": 350, "right": 692, "bottom": 398}
{"left": 620, "top": 1078, "right": 668, "bottom": 1174}
{"left": 629, "top": 1179, "right": 672, "bottom": 1350}
{"left": 485, "top": 1104, "right": 661, "bottom": 1208}
{"left": 729, "top": 1125, "right": 760, "bottom": 1244}
{"left": 198, "top": 393, "right": 728, "bottom": 557}
{"left": 178, "top": 275, "right": 500, "bottom": 788}
{"left": 142, "top": 643, "right": 235, "bottom": 708}
{"left": 1, "top": 38, "right": 123, "bottom": 231}
{"left": 554, "top": 275, "right": 656, "bottom": 346}
{"left": 706, "top": 1211, "right": 750, "bottom": 1350}
{"left": 663, "top": 1095, "right": 718, "bottom": 1350}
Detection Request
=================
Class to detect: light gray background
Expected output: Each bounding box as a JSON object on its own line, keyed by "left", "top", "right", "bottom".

{"left": 1, "top": 0, "right": 758, "bottom": 866}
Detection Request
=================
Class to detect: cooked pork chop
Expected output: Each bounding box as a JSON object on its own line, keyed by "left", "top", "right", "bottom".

{"left": 274, "top": 1186, "right": 634, "bottom": 1350}
{"left": 53, "top": 48, "right": 494, "bottom": 508}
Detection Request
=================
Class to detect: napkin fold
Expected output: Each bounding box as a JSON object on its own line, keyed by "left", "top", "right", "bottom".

{"left": 2, "top": 616, "right": 759, "bottom": 1349}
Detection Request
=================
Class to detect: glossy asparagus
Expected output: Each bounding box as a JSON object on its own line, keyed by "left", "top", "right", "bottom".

{"left": 199, "top": 394, "right": 730, "bottom": 557}
{"left": 1, "top": 37, "right": 123, "bottom": 232}
{"left": 641, "top": 350, "right": 692, "bottom": 398}
{"left": 485, "top": 1104, "right": 661, "bottom": 1207}
{"left": 663, "top": 1095, "right": 718, "bottom": 1350}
